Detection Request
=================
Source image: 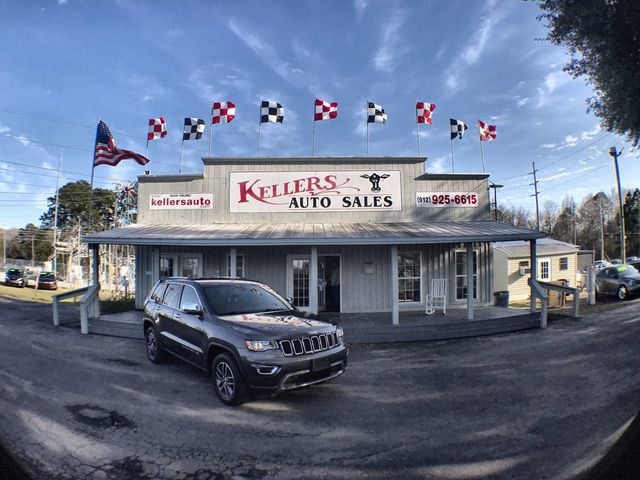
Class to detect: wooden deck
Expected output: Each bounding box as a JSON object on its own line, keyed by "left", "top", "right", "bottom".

{"left": 89, "top": 306, "right": 543, "bottom": 344}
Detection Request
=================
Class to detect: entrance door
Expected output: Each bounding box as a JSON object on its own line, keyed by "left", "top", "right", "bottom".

{"left": 318, "top": 255, "right": 340, "bottom": 313}
{"left": 288, "top": 256, "right": 310, "bottom": 310}
{"left": 538, "top": 258, "right": 551, "bottom": 281}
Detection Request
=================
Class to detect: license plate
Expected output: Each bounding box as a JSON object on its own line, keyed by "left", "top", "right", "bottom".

{"left": 311, "top": 356, "right": 331, "bottom": 372}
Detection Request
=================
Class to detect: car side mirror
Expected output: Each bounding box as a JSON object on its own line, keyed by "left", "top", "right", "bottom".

{"left": 286, "top": 296, "right": 295, "bottom": 306}
{"left": 182, "top": 303, "right": 203, "bottom": 317}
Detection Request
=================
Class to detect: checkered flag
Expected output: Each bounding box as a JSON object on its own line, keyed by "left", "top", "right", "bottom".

{"left": 183, "top": 118, "right": 205, "bottom": 140}
{"left": 416, "top": 102, "right": 436, "bottom": 125}
{"left": 212, "top": 101, "right": 236, "bottom": 124}
{"left": 314, "top": 98, "right": 338, "bottom": 121}
{"left": 260, "top": 101, "right": 284, "bottom": 123}
{"left": 147, "top": 117, "right": 167, "bottom": 141}
{"left": 367, "top": 102, "right": 387, "bottom": 124}
{"left": 478, "top": 120, "right": 497, "bottom": 141}
{"left": 450, "top": 118, "right": 468, "bottom": 140}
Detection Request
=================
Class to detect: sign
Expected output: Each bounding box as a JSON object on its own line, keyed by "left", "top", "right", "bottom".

{"left": 149, "top": 193, "right": 214, "bottom": 210}
{"left": 230, "top": 171, "right": 402, "bottom": 212}
{"left": 416, "top": 192, "right": 478, "bottom": 208}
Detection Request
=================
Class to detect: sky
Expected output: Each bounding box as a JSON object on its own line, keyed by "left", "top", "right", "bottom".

{"left": 0, "top": 0, "right": 638, "bottom": 230}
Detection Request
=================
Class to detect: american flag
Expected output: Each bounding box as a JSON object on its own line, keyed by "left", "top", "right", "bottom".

{"left": 212, "top": 101, "right": 236, "bottom": 124}
{"left": 478, "top": 120, "right": 497, "bottom": 141}
{"left": 260, "top": 101, "right": 284, "bottom": 123}
{"left": 450, "top": 118, "right": 468, "bottom": 140}
{"left": 416, "top": 102, "right": 436, "bottom": 124}
{"left": 367, "top": 102, "right": 387, "bottom": 124}
{"left": 183, "top": 118, "right": 206, "bottom": 140}
{"left": 314, "top": 98, "right": 338, "bottom": 121}
{"left": 94, "top": 121, "right": 149, "bottom": 167}
{"left": 147, "top": 117, "right": 167, "bottom": 141}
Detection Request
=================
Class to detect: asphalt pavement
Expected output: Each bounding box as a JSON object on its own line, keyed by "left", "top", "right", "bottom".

{"left": 0, "top": 295, "right": 639, "bottom": 479}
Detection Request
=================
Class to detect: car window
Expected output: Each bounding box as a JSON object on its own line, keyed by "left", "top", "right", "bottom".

{"left": 179, "top": 285, "right": 200, "bottom": 311}
{"left": 202, "top": 283, "right": 291, "bottom": 315}
{"left": 150, "top": 283, "right": 168, "bottom": 302}
{"left": 163, "top": 283, "right": 183, "bottom": 308}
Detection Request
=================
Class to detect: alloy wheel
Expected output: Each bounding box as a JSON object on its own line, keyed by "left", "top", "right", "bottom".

{"left": 215, "top": 361, "right": 236, "bottom": 401}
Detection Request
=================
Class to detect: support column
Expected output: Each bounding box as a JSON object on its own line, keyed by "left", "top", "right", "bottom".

{"left": 529, "top": 239, "right": 538, "bottom": 313}
{"left": 230, "top": 247, "right": 237, "bottom": 278}
{"left": 91, "top": 244, "right": 99, "bottom": 287}
{"left": 466, "top": 243, "right": 474, "bottom": 320}
{"left": 391, "top": 246, "right": 399, "bottom": 325}
{"left": 310, "top": 247, "right": 318, "bottom": 314}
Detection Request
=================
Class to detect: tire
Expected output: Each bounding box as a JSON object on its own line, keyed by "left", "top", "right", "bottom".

{"left": 145, "top": 327, "right": 166, "bottom": 364}
{"left": 617, "top": 285, "right": 628, "bottom": 301}
{"left": 212, "top": 353, "right": 249, "bottom": 406}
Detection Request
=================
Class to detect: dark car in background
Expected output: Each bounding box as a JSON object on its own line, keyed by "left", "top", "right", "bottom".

{"left": 595, "top": 265, "right": 640, "bottom": 300}
{"left": 37, "top": 272, "right": 57, "bottom": 290}
{"left": 142, "top": 277, "right": 348, "bottom": 406}
{"left": 5, "top": 268, "right": 26, "bottom": 288}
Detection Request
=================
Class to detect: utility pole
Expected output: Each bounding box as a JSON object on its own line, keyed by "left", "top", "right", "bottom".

{"left": 530, "top": 162, "right": 541, "bottom": 231}
{"left": 488, "top": 183, "right": 503, "bottom": 221}
{"left": 609, "top": 146, "right": 626, "bottom": 261}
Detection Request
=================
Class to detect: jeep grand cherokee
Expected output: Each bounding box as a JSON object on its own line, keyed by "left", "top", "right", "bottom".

{"left": 142, "top": 278, "right": 348, "bottom": 405}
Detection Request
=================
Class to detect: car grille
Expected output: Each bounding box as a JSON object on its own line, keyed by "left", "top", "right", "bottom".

{"left": 279, "top": 332, "right": 339, "bottom": 357}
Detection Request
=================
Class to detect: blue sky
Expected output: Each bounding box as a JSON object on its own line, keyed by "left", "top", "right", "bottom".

{"left": 0, "top": 0, "right": 637, "bottom": 229}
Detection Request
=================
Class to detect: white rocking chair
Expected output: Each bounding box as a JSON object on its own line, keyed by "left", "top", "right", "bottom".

{"left": 425, "top": 278, "right": 447, "bottom": 315}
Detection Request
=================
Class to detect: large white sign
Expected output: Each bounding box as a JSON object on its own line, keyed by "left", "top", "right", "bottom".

{"left": 149, "top": 193, "right": 214, "bottom": 210}
{"left": 230, "top": 171, "right": 402, "bottom": 212}
{"left": 416, "top": 191, "right": 478, "bottom": 208}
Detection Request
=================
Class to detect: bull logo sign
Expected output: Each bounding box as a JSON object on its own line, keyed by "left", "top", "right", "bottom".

{"left": 360, "top": 173, "right": 390, "bottom": 192}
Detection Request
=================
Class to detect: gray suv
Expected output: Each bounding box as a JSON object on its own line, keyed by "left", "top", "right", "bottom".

{"left": 143, "top": 278, "right": 348, "bottom": 405}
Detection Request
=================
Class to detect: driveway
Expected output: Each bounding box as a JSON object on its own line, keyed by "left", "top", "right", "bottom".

{"left": 0, "top": 295, "right": 639, "bottom": 479}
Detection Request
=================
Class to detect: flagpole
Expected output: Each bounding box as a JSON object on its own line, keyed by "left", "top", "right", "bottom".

{"left": 479, "top": 137, "right": 486, "bottom": 173}
{"left": 209, "top": 119, "right": 213, "bottom": 157}
{"left": 179, "top": 139, "right": 184, "bottom": 174}
{"left": 88, "top": 118, "right": 100, "bottom": 231}
{"left": 450, "top": 138, "right": 455, "bottom": 173}
{"left": 312, "top": 101, "right": 316, "bottom": 157}
{"left": 417, "top": 122, "right": 421, "bottom": 157}
{"left": 145, "top": 138, "right": 149, "bottom": 159}
{"left": 258, "top": 123, "right": 262, "bottom": 157}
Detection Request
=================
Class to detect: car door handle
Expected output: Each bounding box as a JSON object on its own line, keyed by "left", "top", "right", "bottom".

{"left": 174, "top": 313, "right": 181, "bottom": 319}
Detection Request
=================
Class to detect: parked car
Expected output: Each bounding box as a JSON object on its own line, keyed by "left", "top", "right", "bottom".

{"left": 626, "top": 256, "right": 640, "bottom": 263}
{"left": 594, "top": 260, "right": 611, "bottom": 271}
{"left": 5, "top": 268, "right": 26, "bottom": 288}
{"left": 595, "top": 265, "right": 640, "bottom": 300}
{"left": 37, "top": 272, "right": 57, "bottom": 290}
{"left": 142, "top": 277, "right": 348, "bottom": 406}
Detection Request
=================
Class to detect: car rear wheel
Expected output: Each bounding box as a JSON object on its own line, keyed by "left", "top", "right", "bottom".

{"left": 617, "top": 285, "right": 628, "bottom": 301}
{"left": 212, "top": 353, "right": 248, "bottom": 406}
{"left": 145, "top": 327, "right": 166, "bottom": 363}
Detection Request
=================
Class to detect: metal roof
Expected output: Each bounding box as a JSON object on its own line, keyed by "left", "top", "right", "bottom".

{"left": 494, "top": 238, "right": 578, "bottom": 257}
{"left": 84, "top": 221, "right": 545, "bottom": 247}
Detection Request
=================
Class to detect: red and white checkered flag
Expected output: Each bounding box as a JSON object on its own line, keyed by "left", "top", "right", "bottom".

{"left": 147, "top": 117, "right": 167, "bottom": 141}
{"left": 314, "top": 98, "right": 338, "bottom": 121}
{"left": 416, "top": 102, "right": 436, "bottom": 124}
{"left": 212, "top": 101, "right": 236, "bottom": 124}
{"left": 478, "top": 120, "right": 497, "bottom": 141}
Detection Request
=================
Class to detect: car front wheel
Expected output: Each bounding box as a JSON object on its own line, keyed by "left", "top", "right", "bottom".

{"left": 212, "top": 353, "right": 248, "bottom": 406}
{"left": 145, "top": 327, "right": 166, "bottom": 363}
{"left": 617, "top": 285, "right": 628, "bottom": 301}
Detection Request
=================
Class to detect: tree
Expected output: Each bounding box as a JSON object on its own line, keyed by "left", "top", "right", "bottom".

{"left": 39, "top": 180, "right": 115, "bottom": 233}
{"left": 535, "top": 0, "right": 640, "bottom": 145}
{"left": 623, "top": 188, "right": 640, "bottom": 258}
{"left": 497, "top": 206, "right": 536, "bottom": 229}
{"left": 540, "top": 200, "right": 559, "bottom": 235}
{"left": 7, "top": 223, "right": 53, "bottom": 263}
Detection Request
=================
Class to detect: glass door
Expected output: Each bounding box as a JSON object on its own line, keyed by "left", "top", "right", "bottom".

{"left": 288, "top": 256, "right": 310, "bottom": 310}
{"left": 455, "top": 250, "right": 478, "bottom": 301}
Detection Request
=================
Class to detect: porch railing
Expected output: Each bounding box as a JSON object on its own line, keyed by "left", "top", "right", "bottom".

{"left": 52, "top": 285, "right": 100, "bottom": 334}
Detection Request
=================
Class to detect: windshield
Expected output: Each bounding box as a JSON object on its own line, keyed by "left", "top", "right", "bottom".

{"left": 617, "top": 265, "right": 639, "bottom": 276}
{"left": 39, "top": 273, "right": 55, "bottom": 281}
{"left": 202, "top": 282, "right": 292, "bottom": 316}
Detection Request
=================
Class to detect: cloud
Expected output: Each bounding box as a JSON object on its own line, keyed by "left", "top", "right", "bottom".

{"left": 188, "top": 69, "right": 225, "bottom": 104}
{"left": 580, "top": 124, "right": 601, "bottom": 140}
{"left": 373, "top": 12, "right": 407, "bottom": 72}
{"left": 354, "top": 0, "right": 368, "bottom": 15}
{"left": 535, "top": 70, "right": 572, "bottom": 108}
{"left": 427, "top": 156, "right": 447, "bottom": 173}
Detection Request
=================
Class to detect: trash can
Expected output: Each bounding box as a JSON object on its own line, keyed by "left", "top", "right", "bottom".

{"left": 494, "top": 291, "right": 509, "bottom": 307}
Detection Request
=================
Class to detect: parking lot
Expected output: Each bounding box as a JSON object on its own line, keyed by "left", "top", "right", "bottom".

{"left": 0, "top": 295, "right": 639, "bottom": 479}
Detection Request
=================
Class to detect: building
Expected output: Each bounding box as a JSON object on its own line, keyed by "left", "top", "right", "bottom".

{"left": 85, "top": 156, "right": 545, "bottom": 324}
{"left": 493, "top": 238, "right": 580, "bottom": 303}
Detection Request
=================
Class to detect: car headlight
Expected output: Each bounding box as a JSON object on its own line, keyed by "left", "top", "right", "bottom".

{"left": 245, "top": 340, "right": 279, "bottom": 352}
{"left": 335, "top": 326, "right": 344, "bottom": 343}
{"left": 629, "top": 280, "right": 636, "bottom": 287}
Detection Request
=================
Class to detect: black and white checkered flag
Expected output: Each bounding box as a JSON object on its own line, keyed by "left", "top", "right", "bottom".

{"left": 450, "top": 118, "right": 468, "bottom": 140}
{"left": 183, "top": 118, "right": 206, "bottom": 140}
{"left": 260, "top": 101, "right": 284, "bottom": 123}
{"left": 367, "top": 102, "right": 387, "bottom": 124}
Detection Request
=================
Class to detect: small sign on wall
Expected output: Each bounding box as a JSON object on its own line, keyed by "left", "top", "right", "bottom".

{"left": 416, "top": 192, "right": 478, "bottom": 208}
{"left": 149, "top": 193, "right": 214, "bottom": 210}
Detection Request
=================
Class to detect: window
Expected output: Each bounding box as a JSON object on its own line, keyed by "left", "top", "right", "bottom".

{"left": 538, "top": 259, "right": 551, "bottom": 281}
{"left": 292, "top": 259, "right": 310, "bottom": 307}
{"left": 180, "top": 257, "right": 200, "bottom": 277}
{"left": 227, "top": 254, "right": 245, "bottom": 277}
{"left": 151, "top": 283, "right": 168, "bottom": 302}
{"left": 163, "top": 283, "right": 183, "bottom": 308}
{"left": 559, "top": 257, "right": 568, "bottom": 271}
{"left": 179, "top": 285, "right": 200, "bottom": 310}
{"left": 398, "top": 253, "right": 421, "bottom": 302}
{"left": 160, "top": 256, "right": 175, "bottom": 278}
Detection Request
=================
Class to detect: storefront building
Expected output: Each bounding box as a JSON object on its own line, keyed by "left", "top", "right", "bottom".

{"left": 85, "top": 156, "right": 545, "bottom": 323}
